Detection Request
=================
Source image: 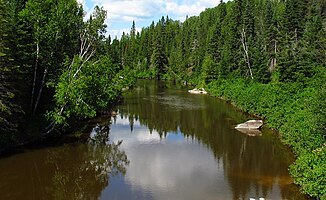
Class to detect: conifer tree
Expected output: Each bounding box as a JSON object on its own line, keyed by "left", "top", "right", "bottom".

{"left": 0, "top": 0, "right": 22, "bottom": 142}
{"left": 150, "top": 37, "right": 167, "bottom": 80}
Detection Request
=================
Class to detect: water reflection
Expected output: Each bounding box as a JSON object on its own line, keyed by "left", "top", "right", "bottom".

{"left": 0, "top": 124, "right": 129, "bottom": 200}
{"left": 0, "top": 80, "right": 310, "bottom": 200}
{"left": 105, "top": 80, "right": 309, "bottom": 200}
{"left": 109, "top": 118, "right": 230, "bottom": 199}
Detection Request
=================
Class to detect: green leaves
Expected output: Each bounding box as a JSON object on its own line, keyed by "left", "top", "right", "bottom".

{"left": 50, "top": 53, "right": 135, "bottom": 126}
{"left": 290, "top": 147, "right": 326, "bottom": 199}
{"left": 50, "top": 56, "right": 112, "bottom": 125}
{"left": 207, "top": 76, "right": 326, "bottom": 199}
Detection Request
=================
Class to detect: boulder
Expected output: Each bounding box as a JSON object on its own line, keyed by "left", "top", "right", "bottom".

{"left": 188, "top": 88, "right": 207, "bottom": 94}
{"left": 235, "top": 119, "right": 263, "bottom": 129}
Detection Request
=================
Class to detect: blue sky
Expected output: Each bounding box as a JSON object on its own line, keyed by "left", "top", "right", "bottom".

{"left": 77, "top": 0, "right": 222, "bottom": 39}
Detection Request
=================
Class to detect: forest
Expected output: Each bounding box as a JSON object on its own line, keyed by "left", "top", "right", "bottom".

{"left": 0, "top": 0, "right": 325, "bottom": 199}
{"left": 0, "top": 0, "right": 135, "bottom": 147}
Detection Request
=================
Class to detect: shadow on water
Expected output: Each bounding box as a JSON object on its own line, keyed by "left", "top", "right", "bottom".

{"left": 0, "top": 121, "right": 129, "bottom": 200}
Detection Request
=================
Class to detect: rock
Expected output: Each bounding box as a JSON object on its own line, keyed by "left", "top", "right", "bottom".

{"left": 188, "top": 88, "right": 208, "bottom": 94}
{"left": 122, "top": 86, "right": 129, "bottom": 91}
{"left": 235, "top": 119, "right": 263, "bottom": 130}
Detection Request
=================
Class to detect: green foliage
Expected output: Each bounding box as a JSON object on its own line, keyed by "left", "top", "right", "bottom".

{"left": 207, "top": 75, "right": 326, "bottom": 198}
{"left": 0, "top": 0, "right": 23, "bottom": 147}
{"left": 111, "top": 6, "right": 326, "bottom": 198}
{"left": 0, "top": 0, "right": 136, "bottom": 147}
{"left": 31, "top": 5, "right": 136, "bottom": 131}
{"left": 0, "top": 0, "right": 325, "bottom": 197}
{"left": 201, "top": 54, "right": 218, "bottom": 84}
{"left": 316, "top": 81, "right": 326, "bottom": 138}
{"left": 290, "top": 147, "right": 326, "bottom": 199}
{"left": 150, "top": 37, "right": 168, "bottom": 80}
{"left": 113, "top": 0, "right": 324, "bottom": 86}
{"left": 50, "top": 48, "right": 136, "bottom": 126}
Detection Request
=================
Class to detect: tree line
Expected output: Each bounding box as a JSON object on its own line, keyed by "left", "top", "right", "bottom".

{"left": 112, "top": 0, "right": 325, "bottom": 85}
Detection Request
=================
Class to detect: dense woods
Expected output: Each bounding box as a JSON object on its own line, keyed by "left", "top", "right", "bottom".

{"left": 113, "top": 0, "right": 325, "bottom": 85}
{"left": 0, "top": 0, "right": 134, "bottom": 148}
{"left": 0, "top": 0, "right": 325, "bottom": 199}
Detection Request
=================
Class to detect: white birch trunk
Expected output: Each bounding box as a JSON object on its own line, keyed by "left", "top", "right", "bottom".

{"left": 241, "top": 28, "right": 253, "bottom": 79}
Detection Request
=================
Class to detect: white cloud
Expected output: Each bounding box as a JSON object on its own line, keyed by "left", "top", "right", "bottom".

{"left": 90, "top": 0, "right": 220, "bottom": 23}
{"left": 77, "top": 0, "right": 85, "bottom": 4}
{"left": 86, "top": 0, "right": 223, "bottom": 38}
{"left": 107, "top": 27, "right": 142, "bottom": 39}
{"left": 165, "top": 1, "right": 204, "bottom": 18}
{"left": 91, "top": 0, "right": 164, "bottom": 22}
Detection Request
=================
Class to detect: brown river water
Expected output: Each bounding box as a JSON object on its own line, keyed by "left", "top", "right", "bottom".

{"left": 0, "top": 80, "right": 311, "bottom": 200}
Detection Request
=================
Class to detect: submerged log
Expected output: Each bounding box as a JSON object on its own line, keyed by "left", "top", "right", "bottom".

{"left": 188, "top": 88, "right": 207, "bottom": 94}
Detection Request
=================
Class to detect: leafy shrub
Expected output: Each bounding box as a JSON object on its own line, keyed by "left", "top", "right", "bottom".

{"left": 207, "top": 77, "right": 326, "bottom": 199}
{"left": 290, "top": 147, "right": 326, "bottom": 200}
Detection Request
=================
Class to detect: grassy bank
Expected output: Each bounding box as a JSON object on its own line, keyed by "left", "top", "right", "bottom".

{"left": 206, "top": 78, "right": 326, "bottom": 199}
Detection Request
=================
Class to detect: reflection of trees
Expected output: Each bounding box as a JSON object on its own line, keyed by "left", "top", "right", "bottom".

{"left": 46, "top": 124, "right": 129, "bottom": 200}
{"left": 46, "top": 144, "right": 128, "bottom": 200}
{"left": 118, "top": 80, "right": 308, "bottom": 200}
{"left": 0, "top": 122, "right": 129, "bottom": 200}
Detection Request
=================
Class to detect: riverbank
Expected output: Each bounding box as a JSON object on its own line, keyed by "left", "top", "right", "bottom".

{"left": 0, "top": 96, "right": 127, "bottom": 155}
{"left": 206, "top": 78, "right": 325, "bottom": 199}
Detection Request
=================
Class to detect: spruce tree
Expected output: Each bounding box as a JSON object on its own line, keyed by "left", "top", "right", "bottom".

{"left": 0, "top": 0, "right": 22, "bottom": 143}
{"left": 150, "top": 37, "right": 167, "bottom": 80}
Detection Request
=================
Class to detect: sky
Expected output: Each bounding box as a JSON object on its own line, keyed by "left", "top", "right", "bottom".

{"left": 77, "top": 0, "right": 222, "bottom": 39}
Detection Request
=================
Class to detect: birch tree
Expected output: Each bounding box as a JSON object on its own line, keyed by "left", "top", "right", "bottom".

{"left": 47, "top": 6, "right": 121, "bottom": 132}
{"left": 19, "top": 0, "right": 83, "bottom": 115}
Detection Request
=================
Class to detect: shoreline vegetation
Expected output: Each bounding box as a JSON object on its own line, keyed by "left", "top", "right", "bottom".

{"left": 0, "top": 0, "right": 135, "bottom": 151}
{"left": 1, "top": 0, "right": 325, "bottom": 199}
{"left": 206, "top": 78, "right": 325, "bottom": 199}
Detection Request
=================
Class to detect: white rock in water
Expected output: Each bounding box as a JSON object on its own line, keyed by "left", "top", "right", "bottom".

{"left": 188, "top": 88, "right": 207, "bottom": 94}
{"left": 235, "top": 119, "right": 263, "bottom": 130}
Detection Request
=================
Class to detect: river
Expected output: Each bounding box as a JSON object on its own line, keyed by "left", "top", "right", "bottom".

{"left": 0, "top": 80, "right": 310, "bottom": 200}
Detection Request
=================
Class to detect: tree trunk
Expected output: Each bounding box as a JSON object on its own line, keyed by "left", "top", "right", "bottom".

{"left": 269, "top": 40, "right": 277, "bottom": 72}
{"left": 30, "top": 38, "right": 39, "bottom": 111}
{"left": 241, "top": 28, "right": 253, "bottom": 79}
{"left": 33, "top": 66, "right": 48, "bottom": 115}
